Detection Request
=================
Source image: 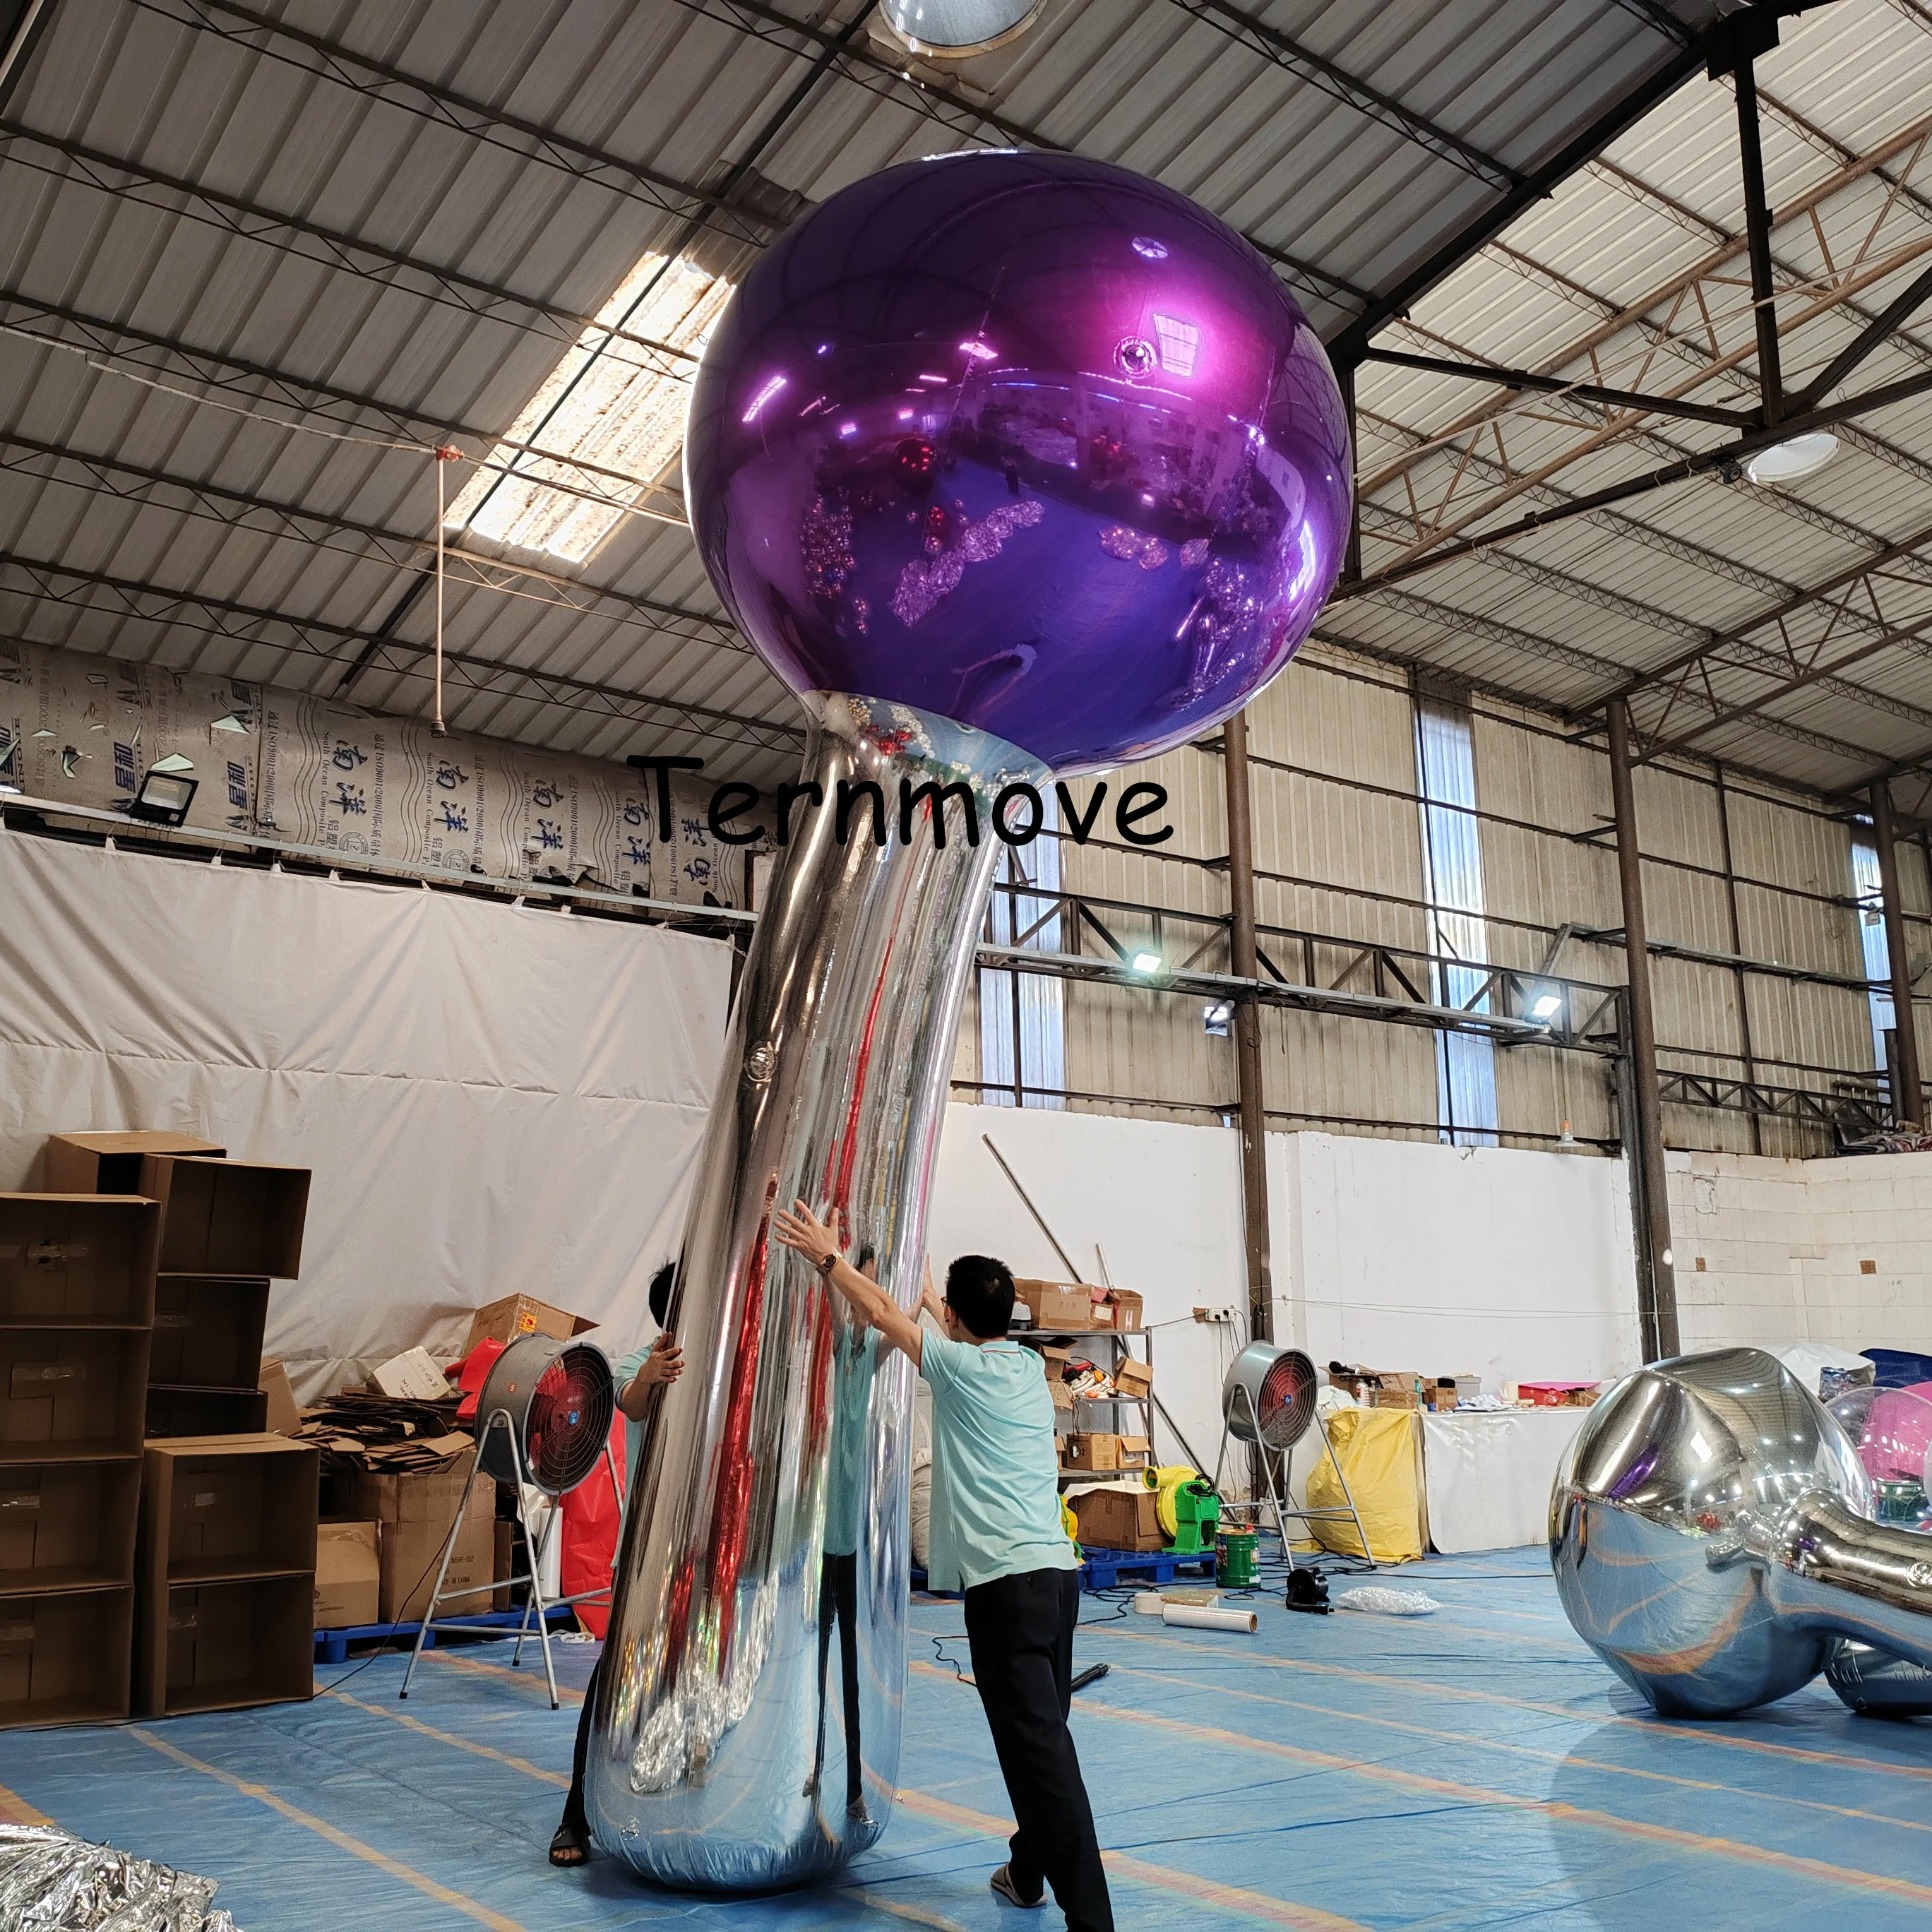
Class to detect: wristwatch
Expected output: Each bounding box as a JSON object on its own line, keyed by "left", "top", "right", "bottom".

{"left": 818, "top": 1250, "right": 838, "bottom": 1277}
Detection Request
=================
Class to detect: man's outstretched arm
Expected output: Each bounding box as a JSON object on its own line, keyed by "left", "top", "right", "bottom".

{"left": 771, "top": 1199, "right": 924, "bottom": 1370}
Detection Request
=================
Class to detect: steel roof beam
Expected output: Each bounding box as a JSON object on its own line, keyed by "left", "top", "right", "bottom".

{"left": 0, "top": 551, "right": 801, "bottom": 755}
{"left": 0, "top": 117, "right": 697, "bottom": 374}
{"left": 0, "top": 429, "right": 743, "bottom": 650}
{"left": 127, "top": 0, "right": 775, "bottom": 247}
{"left": 0, "top": 290, "right": 686, "bottom": 520}
{"left": 1326, "top": 30, "right": 1709, "bottom": 364}
{"left": 1356, "top": 345, "right": 1754, "bottom": 427}
{"left": 1162, "top": 0, "right": 1523, "bottom": 192}
{"left": 676, "top": 0, "right": 1373, "bottom": 312}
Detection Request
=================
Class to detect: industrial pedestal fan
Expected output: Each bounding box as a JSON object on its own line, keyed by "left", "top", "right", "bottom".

{"left": 1211, "top": 1343, "right": 1369, "bottom": 1567}
{"left": 399, "top": 1334, "right": 619, "bottom": 1708}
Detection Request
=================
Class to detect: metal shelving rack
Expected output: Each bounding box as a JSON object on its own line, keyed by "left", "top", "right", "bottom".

{"left": 1015, "top": 1324, "right": 1156, "bottom": 1481}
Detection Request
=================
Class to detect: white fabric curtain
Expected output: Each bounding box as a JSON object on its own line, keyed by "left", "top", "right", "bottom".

{"left": 0, "top": 830, "right": 731, "bottom": 1397}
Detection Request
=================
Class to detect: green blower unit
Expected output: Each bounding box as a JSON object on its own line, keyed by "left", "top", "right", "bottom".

{"left": 1171, "top": 1480, "right": 1220, "bottom": 1556}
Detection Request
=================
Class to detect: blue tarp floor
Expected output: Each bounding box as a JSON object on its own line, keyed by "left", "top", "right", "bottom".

{"left": 6, "top": 1548, "right": 1932, "bottom": 1931}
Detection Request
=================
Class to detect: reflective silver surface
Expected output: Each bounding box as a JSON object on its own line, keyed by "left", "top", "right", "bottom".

{"left": 1825, "top": 1640, "right": 1932, "bottom": 1716}
{"left": 585, "top": 693, "right": 1046, "bottom": 1888}
{"left": 1551, "top": 1347, "right": 1932, "bottom": 1715}
{"left": 0, "top": 1823, "right": 239, "bottom": 1930}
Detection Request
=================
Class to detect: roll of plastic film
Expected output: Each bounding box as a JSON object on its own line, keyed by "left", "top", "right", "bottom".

{"left": 1162, "top": 1603, "right": 1258, "bottom": 1633}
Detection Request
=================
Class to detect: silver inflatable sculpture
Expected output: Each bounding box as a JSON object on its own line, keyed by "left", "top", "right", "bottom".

{"left": 578, "top": 149, "right": 1352, "bottom": 1887}
{"left": 1551, "top": 1347, "right": 1932, "bottom": 1717}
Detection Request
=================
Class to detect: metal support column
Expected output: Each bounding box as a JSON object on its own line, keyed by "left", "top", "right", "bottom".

{"left": 1222, "top": 709, "right": 1274, "bottom": 1349}
{"left": 1713, "top": 765, "right": 1763, "bottom": 1155}
{"left": 1606, "top": 700, "right": 1679, "bottom": 1361}
{"left": 1733, "top": 59, "right": 1784, "bottom": 425}
{"left": 1337, "top": 361, "right": 1362, "bottom": 585}
{"left": 1871, "top": 779, "right": 1924, "bottom": 1125}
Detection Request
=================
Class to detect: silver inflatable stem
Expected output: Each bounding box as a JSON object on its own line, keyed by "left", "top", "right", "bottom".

{"left": 585, "top": 693, "right": 1046, "bottom": 1889}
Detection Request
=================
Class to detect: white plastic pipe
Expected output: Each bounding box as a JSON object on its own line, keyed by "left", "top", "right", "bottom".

{"left": 1162, "top": 1603, "right": 1257, "bottom": 1633}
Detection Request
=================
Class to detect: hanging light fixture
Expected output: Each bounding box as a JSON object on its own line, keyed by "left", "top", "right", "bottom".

{"left": 1743, "top": 430, "right": 1838, "bottom": 487}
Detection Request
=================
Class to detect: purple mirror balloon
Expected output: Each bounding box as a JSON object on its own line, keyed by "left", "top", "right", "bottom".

{"left": 686, "top": 149, "right": 1351, "bottom": 773}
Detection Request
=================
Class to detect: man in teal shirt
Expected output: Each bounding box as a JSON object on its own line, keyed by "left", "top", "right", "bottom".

{"left": 773, "top": 1202, "right": 1112, "bottom": 1932}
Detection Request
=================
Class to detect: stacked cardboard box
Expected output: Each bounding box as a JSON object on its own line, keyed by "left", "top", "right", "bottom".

{"left": 135, "top": 1433, "right": 318, "bottom": 1715}
{"left": 0, "top": 1191, "right": 160, "bottom": 1728}
{"left": 44, "top": 1136, "right": 311, "bottom": 1439}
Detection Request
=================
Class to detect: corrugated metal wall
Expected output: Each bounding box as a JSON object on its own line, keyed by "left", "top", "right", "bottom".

{"left": 968, "top": 639, "right": 1901, "bottom": 1158}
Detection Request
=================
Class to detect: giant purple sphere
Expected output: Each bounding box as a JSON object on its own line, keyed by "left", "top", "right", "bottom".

{"left": 685, "top": 150, "right": 1352, "bottom": 775}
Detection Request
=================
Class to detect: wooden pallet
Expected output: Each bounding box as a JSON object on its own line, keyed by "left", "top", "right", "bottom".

{"left": 1077, "top": 1545, "right": 1217, "bottom": 1590}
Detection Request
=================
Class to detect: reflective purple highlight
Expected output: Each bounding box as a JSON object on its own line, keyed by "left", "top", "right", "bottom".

{"left": 685, "top": 150, "right": 1352, "bottom": 774}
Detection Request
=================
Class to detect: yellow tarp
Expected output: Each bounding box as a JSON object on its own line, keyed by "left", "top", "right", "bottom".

{"left": 1304, "top": 1408, "right": 1422, "bottom": 1563}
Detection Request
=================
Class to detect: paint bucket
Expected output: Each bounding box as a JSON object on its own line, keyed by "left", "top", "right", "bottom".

{"left": 1215, "top": 1526, "right": 1257, "bottom": 1588}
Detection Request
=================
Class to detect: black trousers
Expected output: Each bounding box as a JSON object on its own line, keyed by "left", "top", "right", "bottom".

{"left": 813, "top": 1550, "right": 864, "bottom": 1807}
{"left": 562, "top": 1654, "right": 599, "bottom": 1830}
{"left": 962, "top": 1567, "right": 1114, "bottom": 1932}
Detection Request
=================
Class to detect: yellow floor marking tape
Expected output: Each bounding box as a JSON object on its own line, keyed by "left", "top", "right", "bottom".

{"left": 1092, "top": 1621, "right": 1932, "bottom": 1782}
{"left": 1114, "top": 1662, "right": 1932, "bottom": 1839}
{"left": 893, "top": 1785, "right": 1371, "bottom": 1932}
{"left": 0, "top": 1777, "right": 53, "bottom": 1827}
{"left": 424, "top": 1649, "right": 584, "bottom": 1703}
{"left": 129, "top": 1728, "right": 529, "bottom": 1932}
{"left": 1051, "top": 1683, "right": 1932, "bottom": 1908}
{"left": 325, "top": 1688, "right": 570, "bottom": 1788}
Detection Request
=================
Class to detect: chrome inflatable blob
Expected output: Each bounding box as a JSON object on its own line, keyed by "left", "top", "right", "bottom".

{"left": 1551, "top": 1347, "right": 1932, "bottom": 1717}
{"left": 585, "top": 149, "right": 1348, "bottom": 1889}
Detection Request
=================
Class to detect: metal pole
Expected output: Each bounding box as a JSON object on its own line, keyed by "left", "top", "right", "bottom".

{"left": 1713, "top": 765, "right": 1762, "bottom": 1155}
{"left": 1734, "top": 60, "right": 1783, "bottom": 426}
{"left": 1871, "top": 780, "right": 1924, "bottom": 1126}
{"left": 1606, "top": 700, "right": 1678, "bottom": 1361}
{"left": 1222, "top": 709, "right": 1274, "bottom": 1349}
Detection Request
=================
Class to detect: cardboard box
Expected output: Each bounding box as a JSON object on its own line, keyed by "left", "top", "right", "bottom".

{"left": 1097, "top": 1289, "right": 1143, "bottom": 1332}
{"left": 43, "top": 1132, "right": 225, "bottom": 1196}
{"left": 0, "top": 1195, "right": 161, "bottom": 1327}
{"left": 146, "top": 1385, "right": 270, "bottom": 1439}
{"left": 464, "top": 1294, "right": 598, "bottom": 1354}
{"left": 0, "top": 1460, "right": 141, "bottom": 1594}
{"left": 1037, "top": 1345, "right": 1075, "bottom": 1413}
{"left": 0, "top": 1585, "right": 133, "bottom": 1729}
{"left": 1064, "top": 1432, "right": 1125, "bottom": 1472}
{"left": 147, "top": 1574, "right": 313, "bottom": 1715}
{"left": 139, "top": 1155, "right": 310, "bottom": 1280}
{"left": 1073, "top": 1485, "right": 1164, "bottom": 1552}
{"left": 314, "top": 1521, "right": 380, "bottom": 1630}
{"left": 0, "top": 1328, "right": 149, "bottom": 1461}
{"left": 1115, "top": 1358, "right": 1154, "bottom": 1402}
{"left": 258, "top": 1357, "right": 300, "bottom": 1438}
{"left": 1369, "top": 1385, "right": 1422, "bottom": 1411}
{"left": 1015, "top": 1280, "right": 1099, "bottom": 1332}
{"left": 141, "top": 1436, "right": 318, "bottom": 1586}
{"left": 1119, "top": 1435, "right": 1152, "bottom": 1461}
{"left": 349, "top": 1450, "right": 496, "bottom": 1624}
{"left": 493, "top": 1520, "right": 514, "bottom": 1614}
{"left": 150, "top": 1275, "right": 269, "bottom": 1387}
{"left": 369, "top": 1347, "right": 450, "bottom": 1401}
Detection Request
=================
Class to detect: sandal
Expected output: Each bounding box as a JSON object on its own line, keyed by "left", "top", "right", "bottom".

{"left": 991, "top": 1864, "right": 1045, "bottom": 1909}
{"left": 549, "top": 1818, "right": 591, "bottom": 1867}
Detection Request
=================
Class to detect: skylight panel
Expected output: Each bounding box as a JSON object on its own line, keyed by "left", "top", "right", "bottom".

{"left": 446, "top": 250, "right": 732, "bottom": 564}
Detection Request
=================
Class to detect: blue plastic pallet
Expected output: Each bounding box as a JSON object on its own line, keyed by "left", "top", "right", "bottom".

{"left": 312, "top": 1605, "right": 574, "bottom": 1666}
{"left": 1075, "top": 1544, "right": 1217, "bottom": 1590}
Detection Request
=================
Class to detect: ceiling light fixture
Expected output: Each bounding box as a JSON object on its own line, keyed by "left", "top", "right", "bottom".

{"left": 881, "top": 0, "right": 1045, "bottom": 59}
{"left": 1742, "top": 429, "right": 1838, "bottom": 487}
{"left": 1130, "top": 950, "right": 1163, "bottom": 975}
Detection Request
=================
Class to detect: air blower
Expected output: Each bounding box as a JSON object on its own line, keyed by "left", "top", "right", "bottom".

{"left": 1210, "top": 1342, "right": 1367, "bottom": 1573}
{"left": 400, "top": 1335, "right": 619, "bottom": 1708}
